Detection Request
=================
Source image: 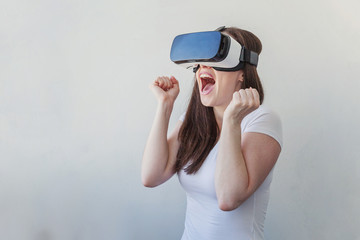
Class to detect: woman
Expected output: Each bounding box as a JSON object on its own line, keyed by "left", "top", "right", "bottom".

{"left": 142, "top": 27, "right": 282, "bottom": 240}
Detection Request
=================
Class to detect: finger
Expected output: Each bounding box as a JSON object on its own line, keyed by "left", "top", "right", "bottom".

{"left": 232, "top": 91, "right": 241, "bottom": 103}
{"left": 245, "top": 88, "right": 253, "bottom": 99}
{"left": 245, "top": 88, "right": 254, "bottom": 106}
{"left": 239, "top": 89, "right": 248, "bottom": 105}
{"left": 154, "top": 77, "right": 160, "bottom": 85}
{"left": 153, "top": 79, "right": 161, "bottom": 89}
{"left": 251, "top": 88, "right": 260, "bottom": 106}
{"left": 167, "top": 77, "right": 174, "bottom": 90}
{"left": 159, "top": 77, "right": 170, "bottom": 90}
{"left": 155, "top": 77, "right": 164, "bottom": 87}
{"left": 163, "top": 77, "right": 172, "bottom": 90}
{"left": 150, "top": 79, "right": 163, "bottom": 93}
{"left": 170, "top": 76, "right": 178, "bottom": 85}
{"left": 160, "top": 76, "right": 167, "bottom": 87}
{"left": 170, "top": 76, "right": 180, "bottom": 91}
{"left": 154, "top": 77, "right": 166, "bottom": 91}
{"left": 154, "top": 76, "right": 177, "bottom": 91}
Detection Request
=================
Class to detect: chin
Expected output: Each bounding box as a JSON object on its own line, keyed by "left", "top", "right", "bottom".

{"left": 200, "top": 96, "right": 215, "bottom": 107}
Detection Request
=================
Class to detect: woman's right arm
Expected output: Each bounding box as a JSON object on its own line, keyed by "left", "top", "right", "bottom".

{"left": 141, "top": 76, "right": 181, "bottom": 187}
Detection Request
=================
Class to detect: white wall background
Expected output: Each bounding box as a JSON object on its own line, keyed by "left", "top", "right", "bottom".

{"left": 1, "top": 0, "right": 359, "bottom": 239}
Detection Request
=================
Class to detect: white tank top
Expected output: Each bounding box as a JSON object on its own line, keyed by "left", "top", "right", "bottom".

{"left": 177, "top": 105, "right": 283, "bottom": 240}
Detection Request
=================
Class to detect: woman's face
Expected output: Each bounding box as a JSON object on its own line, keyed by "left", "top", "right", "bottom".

{"left": 195, "top": 64, "right": 243, "bottom": 108}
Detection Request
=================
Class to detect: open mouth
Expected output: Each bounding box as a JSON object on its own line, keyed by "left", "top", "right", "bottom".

{"left": 199, "top": 73, "right": 215, "bottom": 95}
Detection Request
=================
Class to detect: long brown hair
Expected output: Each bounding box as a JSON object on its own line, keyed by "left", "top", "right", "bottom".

{"left": 175, "top": 27, "right": 264, "bottom": 174}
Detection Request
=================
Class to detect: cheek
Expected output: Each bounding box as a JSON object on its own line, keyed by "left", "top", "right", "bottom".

{"left": 217, "top": 79, "right": 240, "bottom": 93}
{"left": 215, "top": 83, "right": 235, "bottom": 103}
{"left": 235, "top": 80, "right": 242, "bottom": 91}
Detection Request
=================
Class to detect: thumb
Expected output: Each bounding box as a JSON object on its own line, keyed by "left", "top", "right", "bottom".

{"left": 170, "top": 76, "right": 179, "bottom": 85}
{"left": 170, "top": 76, "right": 180, "bottom": 92}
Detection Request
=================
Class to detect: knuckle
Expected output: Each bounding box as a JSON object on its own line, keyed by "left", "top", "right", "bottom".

{"left": 233, "top": 102, "right": 241, "bottom": 108}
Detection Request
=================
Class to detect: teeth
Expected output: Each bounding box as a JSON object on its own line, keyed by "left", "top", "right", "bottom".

{"left": 199, "top": 73, "right": 213, "bottom": 79}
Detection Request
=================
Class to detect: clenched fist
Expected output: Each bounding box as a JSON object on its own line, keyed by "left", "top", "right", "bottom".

{"left": 149, "top": 76, "right": 180, "bottom": 105}
{"left": 224, "top": 87, "right": 260, "bottom": 123}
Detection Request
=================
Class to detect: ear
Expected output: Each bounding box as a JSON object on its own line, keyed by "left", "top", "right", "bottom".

{"left": 235, "top": 70, "right": 244, "bottom": 91}
{"left": 238, "top": 70, "right": 244, "bottom": 82}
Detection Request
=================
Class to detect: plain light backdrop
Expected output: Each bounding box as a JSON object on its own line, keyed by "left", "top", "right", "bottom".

{"left": 1, "top": 0, "right": 359, "bottom": 239}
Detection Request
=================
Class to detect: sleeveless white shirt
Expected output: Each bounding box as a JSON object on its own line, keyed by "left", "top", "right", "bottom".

{"left": 177, "top": 105, "right": 282, "bottom": 240}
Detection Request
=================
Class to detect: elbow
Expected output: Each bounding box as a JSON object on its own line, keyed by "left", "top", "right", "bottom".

{"left": 141, "top": 174, "right": 160, "bottom": 188}
{"left": 141, "top": 167, "right": 156, "bottom": 188}
{"left": 218, "top": 195, "right": 247, "bottom": 211}
{"left": 216, "top": 185, "right": 251, "bottom": 211}
{"left": 141, "top": 177, "right": 157, "bottom": 188}
{"left": 218, "top": 199, "right": 241, "bottom": 211}
{"left": 142, "top": 180, "right": 156, "bottom": 188}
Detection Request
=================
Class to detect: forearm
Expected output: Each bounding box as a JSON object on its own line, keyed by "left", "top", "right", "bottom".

{"left": 215, "top": 117, "right": 249, "bottom": 210}
{"left": 142, "top": 101, "right": 174, "bottom": 186}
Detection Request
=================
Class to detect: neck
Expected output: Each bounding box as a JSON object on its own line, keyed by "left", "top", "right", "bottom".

{"left": 213, "top": 105, "right": 227, "bottom": 132}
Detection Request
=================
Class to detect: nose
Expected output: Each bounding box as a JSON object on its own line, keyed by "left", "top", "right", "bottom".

{"left": 193, "top": 64, "right": 212, "bottom": 73}
{"left": 194, "top": 64, "right": 211, "bottom": 73}
{"left": 199, "top": 64, "right": 211, "bottom": 69}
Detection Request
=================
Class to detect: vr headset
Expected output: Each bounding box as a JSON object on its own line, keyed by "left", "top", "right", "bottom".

{"left": 170, "top": 28, "right": 259, "bottom": 72}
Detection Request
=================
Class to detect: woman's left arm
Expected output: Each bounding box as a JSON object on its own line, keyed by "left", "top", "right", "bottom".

{"left": 215, "top": 89, "right": 281, "bottom": 211}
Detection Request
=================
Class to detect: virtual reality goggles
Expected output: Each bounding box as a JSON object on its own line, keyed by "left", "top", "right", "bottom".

{"left": 170, "top": 30, "right": 259, "bottom": 72}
